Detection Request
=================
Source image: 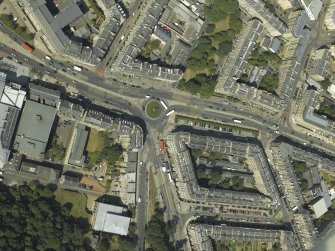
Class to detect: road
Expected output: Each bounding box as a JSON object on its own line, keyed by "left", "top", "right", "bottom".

{"left": 2, "top": 9, "right": 335, "bottom": 250}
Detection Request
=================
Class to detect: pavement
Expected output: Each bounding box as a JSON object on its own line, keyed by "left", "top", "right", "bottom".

{"left": 2, "top": 4, "right": 335, "bottom": 249}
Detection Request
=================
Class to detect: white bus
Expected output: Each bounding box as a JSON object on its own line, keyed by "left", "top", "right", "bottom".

{"left": 233, "top": 119, "right": 242, "bottom": 123}
{"left": 160, "top": 100, "right": 168, "bottom": 110}
{"left": 73, "top": 65, "right": 82, "bottom": 72}
{"left": 166, "top": 110, "right": 175, "bottom": 116}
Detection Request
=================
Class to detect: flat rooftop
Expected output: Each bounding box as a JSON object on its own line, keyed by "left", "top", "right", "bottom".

{"left": 14, "top": 100, "right": 56, "bottom": 158}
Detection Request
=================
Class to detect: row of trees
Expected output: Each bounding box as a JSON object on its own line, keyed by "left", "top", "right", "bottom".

{"left": 292, "top": 160, "right": 309, "bottom": 192}
{"left": 179, "top": 0, "right": 242, "bottom": 98}
{"left": 97, "top": 222, "right": 137, "bottom": 251}
{"left": 0, "top": 14, "right": 34, "bottom": 41}
{"left": 146, "top": 205, "right": 177, "bottom": 251}
{"left": 0, "top": 182, "right": 92, "bottom": 250}
{"left": 248, "top": 47, "right": 282, "bottom": 69}
{"left": 189, "top": 148, "right": 228, "bottom": 161}
{"left": 196, "top": 167, "right": 245, "bottom": 190}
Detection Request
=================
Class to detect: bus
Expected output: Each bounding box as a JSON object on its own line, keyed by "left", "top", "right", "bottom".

{"left": 22, "top": 43, "right": 34, "bottom": 53}
{"left": 166, "top": 110, "right": 175, "bottom": 116}
{"left": 73, "top": 65, "right": 82, "bottom": 72}
{"left": 160, "top": 100, "right": 168, "bottom": 110}
{"left": 159, "top": 140, "right": 165, "bottom": 153}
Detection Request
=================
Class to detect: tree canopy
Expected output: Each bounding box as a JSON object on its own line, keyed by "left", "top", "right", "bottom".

{"left": 179, "top": 0, "right": 242, "bottom": 98}
{"left": 0, "top": 182, "right": 92, "bottom": 250}
{"left": 146, "top": 206, "right": 175, "bottom": 251}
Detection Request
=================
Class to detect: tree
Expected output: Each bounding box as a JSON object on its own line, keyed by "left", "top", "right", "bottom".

{"left": 97, "top": 238, "right": 110, "bottom": 251}
{"left": 47, "top": 139, "right": 65, "bottom": 161}
{"left": 231, "top": 176, "right": 244, "bottom": 190}
{"left": 217, "top": 41, "right": 232, "bottom": 56}
{"left": 146, "top": 207, "right": 174, "bottom": 251}
{"left": 320, "top": 77, "right": 332, "bottom": 90}
{"left": 259, "top": 72, "right": 279, "bottom": 93}
{"left": 0, "top": 182, "right": 92, "bottom": 250}
{"left": 206, "top": 23, "right": 216, "bottom": 34}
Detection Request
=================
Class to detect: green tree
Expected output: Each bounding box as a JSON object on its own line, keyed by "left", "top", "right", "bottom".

{"left": 0, "top": 182, "right": 92, "bottom": 250}
{"left": 206, "top": 23, "right": 216, "bottom": 34}
{"left": 320, "top": 77, "right": 332, "bottom": 90}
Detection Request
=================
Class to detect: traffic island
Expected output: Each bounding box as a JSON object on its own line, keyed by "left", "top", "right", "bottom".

{"left": 146, "top": 100, "right": 163, "bottom": 119}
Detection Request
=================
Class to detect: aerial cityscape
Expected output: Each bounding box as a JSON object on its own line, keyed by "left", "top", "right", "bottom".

{"left": 1, "top": 0, "right": 335, "bottom": 250}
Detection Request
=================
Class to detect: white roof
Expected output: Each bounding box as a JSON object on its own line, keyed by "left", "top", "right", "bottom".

{"left": 311, "top": 195, "right": 332, "bottom": 219}
{"left": 307, "top": 0, "right": 322, "bottom": 20}
{"left": 127, "top": 193, "right": 136, "bottom": 204}
{"left": 127, "top": 172, "right": 136, "bottom": 182}
{"left": 327, "top": 84, "right": 335, "bottom": 97}
{"left": 93, "top": 202, "right": 130, "bottom": 235}
{"left": 127, "top": 182, "right": 136, "bottom": 193}
{"left": 1, "top": 86, "right": 26, "bottom": 108}
{"left": 103, "top": 214, "right": 130, "bottom": 235}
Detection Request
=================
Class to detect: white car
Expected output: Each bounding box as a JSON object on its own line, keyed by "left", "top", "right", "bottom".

{"left": 138, "top": 196, "right": 141, "bottom": 203}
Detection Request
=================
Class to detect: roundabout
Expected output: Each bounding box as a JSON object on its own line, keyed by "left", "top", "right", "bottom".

{"left": 145, "top": 100, "right": 163, "bottom": 119}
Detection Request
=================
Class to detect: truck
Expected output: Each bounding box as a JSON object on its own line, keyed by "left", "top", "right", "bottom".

{"left": 22, "top": 43, "right": 34, "bottom": 53}
{"left": 160, "top": 100, "right": 168, "bottom": 110}
{"left": 233, "top": 119, "right": 243, "bottom": 123}
{"left": 73, "top": 65, "right": 82, "bottom": 72}
{"left": 167, "top": 173, "right": 173, "bottom": 183}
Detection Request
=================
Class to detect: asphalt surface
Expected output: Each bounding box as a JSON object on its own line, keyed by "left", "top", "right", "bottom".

{"left": 2, "top": 10, "right": 335, "bottom": 250}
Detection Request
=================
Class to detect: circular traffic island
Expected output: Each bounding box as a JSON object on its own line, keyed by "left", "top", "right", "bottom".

{"left": 146, "top": 100, "right": 163, "bottom": 119}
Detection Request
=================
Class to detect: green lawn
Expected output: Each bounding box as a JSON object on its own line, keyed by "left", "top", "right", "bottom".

{"left": 146, "top": 100, "right": 163, "bottom": 119}
{"left": 54, "top": 189, "right": 88, "bottom": 218}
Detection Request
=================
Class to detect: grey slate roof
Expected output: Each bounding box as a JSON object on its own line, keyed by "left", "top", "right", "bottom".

{"left": 69, "top": 123, "right": 89, "bottom": 166}
{"left": 14, "top": 100, "right": 56, "bottom": 159}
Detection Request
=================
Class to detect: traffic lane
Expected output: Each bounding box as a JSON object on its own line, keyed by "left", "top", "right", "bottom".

{"left": 0, "top": 46, "right": 59, "bottom": 77}
{"left": 136, "top": 161, "right": 149, "bottom": 251}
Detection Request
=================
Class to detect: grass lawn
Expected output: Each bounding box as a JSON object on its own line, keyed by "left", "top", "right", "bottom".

{"left": 148, "top": 171, "right": 158, "bottom": 218}
{"left": 55, "top": 189, "right": 88, "bottom": 218}
{"left": 321, "top": 170, "right": 335, "bottom": 188}
{"left": 214, "top": 17, "right": 230, "bottom": 33}
{"left": 86, "top": 128, "right": 104, "bottom": 152}
{"left": 146, "top": 100, "right": 162, "bottom": 119}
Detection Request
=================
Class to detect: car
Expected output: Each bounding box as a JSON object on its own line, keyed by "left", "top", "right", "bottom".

{"left": 138, "top": 196, "right": 141, "bottom": 203}
{"left": 97, "top": 176, "right": 104, "bottom": 181}
{"left": 0, "top": 171, "right": 3, "bottom": 175}
{"left": 24, "top": 57, "right": 29, "bottom": 61}
{"left": 140, "top": 161, "right": 143, "bottom": 166}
